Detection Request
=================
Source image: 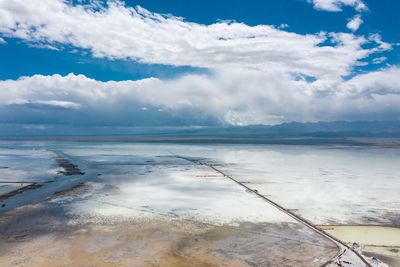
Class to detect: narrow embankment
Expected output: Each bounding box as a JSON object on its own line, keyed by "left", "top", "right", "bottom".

{"left": 0, "top": 183, "right": 42, "bottom": 202}
{"left": 53, "top": 153, "right": 85, "bottom": 176}
{"left": 173, "top": 155, "right": 372, "bottom": 267}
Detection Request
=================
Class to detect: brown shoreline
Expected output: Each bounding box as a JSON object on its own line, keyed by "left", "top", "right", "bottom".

{"left": 0, "top": 202, "right": 338, "bottom": 267}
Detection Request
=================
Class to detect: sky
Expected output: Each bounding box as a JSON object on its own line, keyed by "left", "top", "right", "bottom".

{"left": 0, "top": 0, "right": 399, "bottom": 133}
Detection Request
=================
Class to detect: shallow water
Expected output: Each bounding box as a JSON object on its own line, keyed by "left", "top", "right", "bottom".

{"left": 0, "top": 183, "right": 32, "bottom": 195}
{"left": 1, "top": 141, "right": 399, "bottom": 226}
{"left": 56, "top": 143, "right": 295, "bottom": 224}
{"left": 202, "top": 145, "right": 400, "bottom": 225}
{"left": 320, "top": 225, "right": 400, "bottom": 247}
{"left": 0, "top": 145, "right": 60, "bottom": 183}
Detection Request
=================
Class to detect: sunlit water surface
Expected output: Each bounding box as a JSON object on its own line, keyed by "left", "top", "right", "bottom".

{"left": 1, "top": 141, "right": 399, "bottom": 225}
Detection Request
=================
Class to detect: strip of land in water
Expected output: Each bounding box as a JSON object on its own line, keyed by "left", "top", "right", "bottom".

{"left": 172, "top": 154, "right": 373, "bottom": 267}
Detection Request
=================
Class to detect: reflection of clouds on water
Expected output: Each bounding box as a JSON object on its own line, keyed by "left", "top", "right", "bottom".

{"left": 0, "top": 146, "right": 60, "bottom": 183}
{"left": 2, "top": 141, "right": 399, "bottom": 226}
{"left": 63, "top": 151, "right": 294, "bottom": 225}
{"left": 59, "top": 142, "right": 400, "bottom": 226}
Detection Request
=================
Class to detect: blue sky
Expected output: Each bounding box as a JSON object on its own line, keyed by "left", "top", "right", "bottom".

{"left": 1, "top": 0, "right": 399, "bottom": 81}
{"left": 0, "top": 0, "right": 399, "bottom": 133}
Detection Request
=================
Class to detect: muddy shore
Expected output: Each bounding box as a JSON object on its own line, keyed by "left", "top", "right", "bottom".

{"left": 0, "top": 202, "right": 337, "bottom": 267}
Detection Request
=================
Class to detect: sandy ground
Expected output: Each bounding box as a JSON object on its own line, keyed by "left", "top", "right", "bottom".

{"left": 0, "top": 201, "right": 338, "bottom": 267}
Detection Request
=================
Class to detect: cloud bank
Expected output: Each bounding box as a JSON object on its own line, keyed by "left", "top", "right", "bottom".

{"left": 1, "top": 68, "right": 399, "bottom": 126}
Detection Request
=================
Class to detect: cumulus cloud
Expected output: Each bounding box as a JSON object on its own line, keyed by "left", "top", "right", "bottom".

{"left": 346, "top": 15, "right": 363, "bottom": 32}
{"left": 339, "top": 67, "right": 400, "bottom": 97}
{"left": 0, "top": 69, "right": 399, "bottom": 126}
{"left": 310, "top": 0, "right": 367, "bottom": 12}
{"left": 0, "top": 0, "right": 396, "bottom": 127}
{"left": 372, "top": 56, "right": 387, "bottom": 64}
{"left": 0, "top": 0, "right": 388, "bottom": 83}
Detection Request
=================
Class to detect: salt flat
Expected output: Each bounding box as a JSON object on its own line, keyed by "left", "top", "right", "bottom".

{"left": 1, "top": 141, "right": 399, "bottom": 266}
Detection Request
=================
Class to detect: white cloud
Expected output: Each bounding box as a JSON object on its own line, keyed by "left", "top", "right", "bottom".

{"left": 7, "top": 99, "right": 82, "bottom": 110}
{"left": 0, "top": 0, "right": 388, "bottom": 83}
{"left": 277, "top": 23, "right": 289, "bottom": 29}
{"left": 368, "top": 34, "right": 392, "bottom": 51}
{"left": 339, "top": 67, "right": 400, "bottom": 97}
{"left": 0, "top": 37, "right": 6, "bottom": 44}
{"left": 372, "top": 56, "right": 387, "bottom": 64}
{"left": 0, "top": 1, "right": 396, "bottom": 126}
{"left": 346, "top": 15, "right": 363, "bottom": 32}
{"left": 1, "top": 69, "right": 399, "bottom": 126}
{"left": 310, "top": 0, "right": 367, "bottom": 12}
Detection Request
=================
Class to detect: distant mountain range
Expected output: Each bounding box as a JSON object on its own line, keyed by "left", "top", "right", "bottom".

{"left": 182, "top": 121, "right": 400, "bottom": 138}
{"left": 1, "top": 121, "right": 400, "bottom": 140}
